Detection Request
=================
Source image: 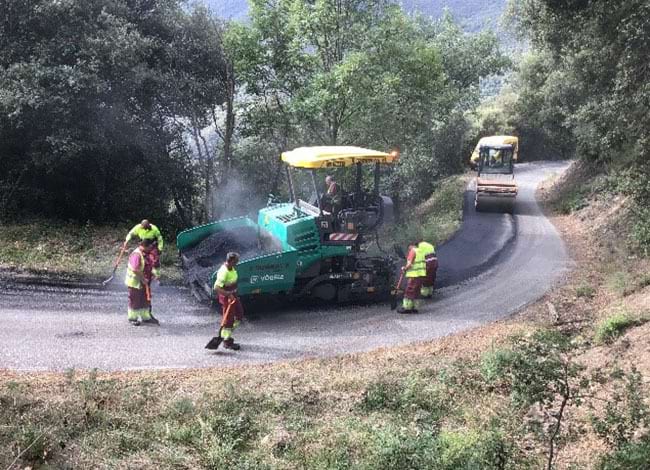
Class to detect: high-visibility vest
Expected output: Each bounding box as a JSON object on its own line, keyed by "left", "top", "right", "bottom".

{"left": 125, "top": 249, "right": 145, "bottom": 288}
{"left": 214, "top": 263, "right": 238, "bottom": 290}
{"left": 419, "top": 241, "right": 435, "bottom": 257}
{"left": 125, "top": 223, "right": 164, "bottom": 251}
{"left": 406, "top": 246, "right": 427, "bottom": 278}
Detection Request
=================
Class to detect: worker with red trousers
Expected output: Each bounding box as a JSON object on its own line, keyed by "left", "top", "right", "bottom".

{"left": 207, "top": 252, "right": 244, "bottom": 351}
{"left": 125, "top": 239, "right": 158, "bottom": 326}
{"left": 398, "top": 241, "right": 427, "bottom": 314}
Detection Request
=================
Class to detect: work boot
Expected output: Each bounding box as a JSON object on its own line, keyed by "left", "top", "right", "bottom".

{"left": 129, "top": 319, "right": 141, "bottom": 326}
{"left": 223, "top": 339, "right": 241, "bottom": 351}
{"left": 396, "top": 307, "right": 418, "bottom": 314}
{"left": 143, "top": 315, "right": 160, "bottom": 325}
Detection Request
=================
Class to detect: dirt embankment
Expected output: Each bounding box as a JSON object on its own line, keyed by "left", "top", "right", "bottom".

{"left": 528, "top": 163, "right": 650, "bottom": 468}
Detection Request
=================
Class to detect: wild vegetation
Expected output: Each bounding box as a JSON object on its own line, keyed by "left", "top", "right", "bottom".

{"left": 0, "top": 0, "right": 507, "bottom": 233}
{"left": 479, "top": 1, "right": 650, "bottom": 245}
{"left": 3, "top": 241, "right": 650, "bottom": 470}
{"left": 0, "top": 221, "right": 181, "bottom": 282}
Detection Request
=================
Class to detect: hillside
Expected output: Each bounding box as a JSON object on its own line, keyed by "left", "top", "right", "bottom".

{"left": 202, "top": 0, "right": 508, "bottom": 30}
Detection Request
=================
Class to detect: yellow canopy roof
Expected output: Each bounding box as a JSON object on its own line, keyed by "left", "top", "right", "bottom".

{"left": 470, "top": 136, "right": 519, "bottom": 163}
{"left": 281, "top": 146, "right": 398, "bottom": 169}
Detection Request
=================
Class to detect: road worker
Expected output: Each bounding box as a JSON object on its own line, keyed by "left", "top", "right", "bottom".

{"left": 419, "top": 240, "right": 437, "bottom": 299}
{"left": 397, "top": 241, "right": 427, "bottom": 314}
{"left": 125, "top": 219, "right": 164, "bottom": 278}
{"left": 207, "top": 252, "right": 244, "bottom": 351}
{"left": 125, "top": 239, "right": 158, "bottom": 326}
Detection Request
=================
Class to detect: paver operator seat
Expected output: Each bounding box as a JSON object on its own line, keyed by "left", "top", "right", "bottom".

{"left": 281, "top": 146, "right": 398, "bottom": 244}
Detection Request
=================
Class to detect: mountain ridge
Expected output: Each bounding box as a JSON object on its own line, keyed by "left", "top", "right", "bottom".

{"left": 201, "top": 0, "right": 508, "bottom": 32}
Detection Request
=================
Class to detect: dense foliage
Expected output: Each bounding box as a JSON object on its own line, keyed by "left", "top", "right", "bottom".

{"left": 481, "top": 0, "right": 650, "bottom": 171}
{"left": 0, "top": 0, "right": 506, "bottom": 226}
{"left": 0, "top": 0, "right": 230, "bottom": 226}
{"left": 472, "top": 0, "right": 650, "bottom": 251}
{"left": 228, "top": 0, "right": 508, "bottom": 208}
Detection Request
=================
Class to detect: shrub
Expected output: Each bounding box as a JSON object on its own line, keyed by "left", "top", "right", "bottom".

{"left": 594, "top": 312, "right": 646, "bottom": 344}
{"left": 495, "top": 330, "right": 588, "bottom": 469}
{"left": 630, "top": 207, "right": 650, "bottom": 256}
{"left": 364, "top": 426, "right": 525, "bottom": 470}
{"left": 435, "top": 429, "right": 524, "bottom": 470}
{"left": 360, "top": 381, "right": 403, "bottom": 411}
{"left": 169, "top": 424, "right": 201, "bottom": 446}
{"left": 591, "top": 368, "right": 650, "bottom": 449}
{"left": 556, "top": 189, "right": 588, "bottom": 214}
{"left": 401, "top": 374, "right": 449, "bottom": 420}
{"left": 480, "top": 348, "right": 517, "bottom": 384}
{"left": 597, "top": 437, "right": 650, "bottom": 470}
{"left": 167, "top": 397, "right": 196, "bottom": 420}
{"left": 365, "top": 424, "right": 437, "bottom": 469}
{"left": 15, "top": 426, "right": 51, "bottom": 465}
{"left": 575, "top": 283, "right": 596, "bottom": 298}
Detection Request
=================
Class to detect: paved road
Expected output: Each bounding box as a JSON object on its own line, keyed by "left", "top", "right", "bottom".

{"left": 0, "top": 161, "right": 570, "bottom": 371}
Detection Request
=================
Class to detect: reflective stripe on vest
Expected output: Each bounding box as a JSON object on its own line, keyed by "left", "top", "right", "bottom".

{"left": 125, "top": 249, "right": 145, "bottom": 288}
{"left": 406, "top": 246, "right": 427, "bottom": 278}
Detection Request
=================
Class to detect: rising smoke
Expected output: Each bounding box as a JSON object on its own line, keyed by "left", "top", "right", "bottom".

{"left": 209, "top": 170, "right": 268, "bottom": 221}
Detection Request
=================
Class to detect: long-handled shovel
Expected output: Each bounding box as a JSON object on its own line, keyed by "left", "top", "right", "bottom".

{"left": 205, "top": 327, "right": 223, "bottom": 350}
{"left": 102, "top": 242, "right": 127, "bottom": 286}
{"left": 390, "top": 270, "right": 405, "bottom": 310}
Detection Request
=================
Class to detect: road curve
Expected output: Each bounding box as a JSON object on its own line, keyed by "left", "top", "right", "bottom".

{"left": 0, "top": 161, "right": 571, "bottom": 371}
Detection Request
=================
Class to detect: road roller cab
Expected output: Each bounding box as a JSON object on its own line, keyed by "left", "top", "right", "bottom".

{"left": 473, "top": 137, "right": 518, "bottom": 213}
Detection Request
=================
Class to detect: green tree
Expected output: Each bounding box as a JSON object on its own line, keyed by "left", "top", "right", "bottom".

{"left": 0, "top": 0, "right": 231, "bottom": 226}
{"left": 229, "top": 0, "right": 507, "bottom": 207}
{"left": 505, "top": 0, "right": 650, "bottom": 168}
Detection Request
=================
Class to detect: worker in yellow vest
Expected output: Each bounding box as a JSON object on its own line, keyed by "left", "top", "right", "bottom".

{"left": 125, "top": 219, "right": 164, "bottom": 278}
{"left": 125, "top": 239, "right": 159, "bottom": 326}
{"left": 206, "top": 252, "right": 244, "bottom": 351}
{"left": 419, "top": 241, "right": 437, "bottom": 298}
{"left": 398, "top": 241, "right": 427, "bottom": 314}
